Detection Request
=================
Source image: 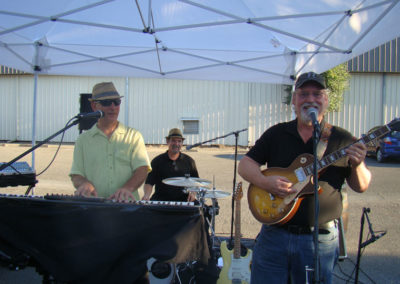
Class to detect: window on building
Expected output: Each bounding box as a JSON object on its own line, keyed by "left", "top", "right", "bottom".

{"left": 181, "top": 118, "right": 199, "bottom": 134}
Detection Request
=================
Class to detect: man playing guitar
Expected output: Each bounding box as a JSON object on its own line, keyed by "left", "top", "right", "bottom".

{"left": 238, "top": 72, "right": 371, "bottom": 284}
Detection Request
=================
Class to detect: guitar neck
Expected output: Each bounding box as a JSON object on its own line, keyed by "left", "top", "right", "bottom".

{"left": 303, "top": 124, "right": 393, "bottom": 176}
{"left": 234, "top": 196, "right": 241, "bottom": 259}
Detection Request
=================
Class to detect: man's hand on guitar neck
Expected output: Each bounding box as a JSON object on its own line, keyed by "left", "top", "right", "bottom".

{"left": 345, "top": 142, "right": 371, "bottom": 193}
{"left": 345, "top": 141, "right": 367, "bottom": 167}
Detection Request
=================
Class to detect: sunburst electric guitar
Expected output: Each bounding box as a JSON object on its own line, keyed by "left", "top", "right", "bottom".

{"left": 218, "top": 182, "right": 252, "bottom": 284}
{"left": 248, "top": 118, "right": 400, "bottom": 225}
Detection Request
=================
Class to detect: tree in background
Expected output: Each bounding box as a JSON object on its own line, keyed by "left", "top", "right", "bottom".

{"left": 283, "top": 64, "right": 350, "bottom": 112}
{"left": 324, "top": 64, "right": 350, "bottom": 112}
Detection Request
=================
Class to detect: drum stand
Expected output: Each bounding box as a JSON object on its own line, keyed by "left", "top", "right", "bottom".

{"left": 196, "top": 188, "right": 220, "bottom": 250}
{"left": 206, "top": 197, "right": 220, "bottom": 250}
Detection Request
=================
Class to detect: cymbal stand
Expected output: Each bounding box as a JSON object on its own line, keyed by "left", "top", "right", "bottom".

{"left": 205, "top": 196, "right": 219, "bottom": 250}
{"left": 196, "top": 189, "right": 217, "bottom": 252}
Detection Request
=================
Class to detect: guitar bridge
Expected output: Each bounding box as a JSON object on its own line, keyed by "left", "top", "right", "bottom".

{"left": 294, "top": 168, "right": 306, "bottom": 182}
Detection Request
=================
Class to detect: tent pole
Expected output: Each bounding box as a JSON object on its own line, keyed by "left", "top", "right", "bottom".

{"left": 31, "top": 72, "right": 38, "bottom": 170}
{"left": 31, "top": 40, "right": 42, "bottom": 171}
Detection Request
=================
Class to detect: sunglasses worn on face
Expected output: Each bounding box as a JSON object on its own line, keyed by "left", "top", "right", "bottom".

{"left": 96, "top": 99, "right": 121, "bottom": 107}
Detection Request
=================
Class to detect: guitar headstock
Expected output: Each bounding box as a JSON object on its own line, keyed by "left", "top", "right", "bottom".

{"left": 388, "top": 117, "right": 400, "bottom": 131}
{"left": 234, "top": 181, "right": 243, "bottom": 201}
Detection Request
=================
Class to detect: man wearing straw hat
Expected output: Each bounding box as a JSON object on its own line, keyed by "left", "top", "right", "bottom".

{"left": 70, "top": 82, "right": 151, "bottom": 202}
{"left": 143, "top": 128, "right": 198, "bottom": 202}
{"left": 143, "top": 128, "right": 220, "bottom": 283}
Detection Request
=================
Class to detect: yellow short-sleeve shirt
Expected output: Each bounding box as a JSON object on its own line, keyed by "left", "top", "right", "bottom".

{"left": 70, "top": 122, "right": 151, "bottom": 199}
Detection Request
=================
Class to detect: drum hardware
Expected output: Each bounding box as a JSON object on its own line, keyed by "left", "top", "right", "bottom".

{"left": 162, "top": 175, "right": 231, "bottom": 259}
{"left": 207, "top": 195, "right": 219, "bottom": 250}
{"left": 147, "top": 257, "right": 175, "bottom": 284}
{"left": 184, "top": 188, "right": 230, "bottom": 199}
{"left": 203, "top": 190, "right": 230, "bottom": 199}
{"left": 175, "top": 261, "right": 197, "bottom": 284}
{"left": 183, "top": 186, "right": 210, "bottom": 193}
{"left": 162, "top": 176, "right": 211, "bottom": 188}
{"left": 198, "top": 186, "right": 230, "bottom": 251}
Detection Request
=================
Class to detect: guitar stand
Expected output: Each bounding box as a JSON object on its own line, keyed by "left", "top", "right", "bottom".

{"left": 355, "top": 207, "right": 387, "bottom": 283}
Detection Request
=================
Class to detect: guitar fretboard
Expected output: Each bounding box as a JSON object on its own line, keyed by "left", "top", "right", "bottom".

{"left": 234, "top": 182, "right": 242, "bottom": 259}
{"left": 303, "top": 123, "right": 393, "bottom": 176}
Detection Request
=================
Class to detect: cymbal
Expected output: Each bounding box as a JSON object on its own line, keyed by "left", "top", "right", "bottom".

{"left": 162, "top": 177, "right": 211, "bottom": 188}
{"left": 203, "top": 190, "right": 231, "bottom": 199}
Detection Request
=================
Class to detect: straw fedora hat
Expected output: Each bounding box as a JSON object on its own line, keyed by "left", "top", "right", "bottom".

{"left": 165, "top": 128, "right": 185, "bottom": 140}
{"left": 89, "top": 82, "right": 124, "bottom": 101}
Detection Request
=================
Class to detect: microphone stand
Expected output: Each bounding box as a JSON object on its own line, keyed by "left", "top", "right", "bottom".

{"left": 0, "top": 116, "right": 89, "bottom": 194}
{"left": 311, "top": 121, "right": 321, "bottom": 283}
{"left": 185, "top": 128, "right": 247, "bottom": 248}
{"left": 355, "top": 207, "right": 387, "bottom": 283}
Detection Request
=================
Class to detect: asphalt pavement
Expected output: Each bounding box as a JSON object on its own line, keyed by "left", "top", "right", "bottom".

{"left": 0, "top": 143, "right": 399, "bottom": 283}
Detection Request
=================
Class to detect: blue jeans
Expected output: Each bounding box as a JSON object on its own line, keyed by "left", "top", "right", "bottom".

{"left": 250, "top": 224, "right": 339, "bottom": 284}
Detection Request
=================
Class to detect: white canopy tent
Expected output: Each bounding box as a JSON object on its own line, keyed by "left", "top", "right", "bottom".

{"left": 1, "top": 0, "right": 400, "bottom": 83}
{"left": 1, "top": 0, "right": 400, "bottom": 167}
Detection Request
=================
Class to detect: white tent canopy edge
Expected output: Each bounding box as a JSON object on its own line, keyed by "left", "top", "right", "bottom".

{"left": 1, "top": 0, "right": 400, "bottom": 83}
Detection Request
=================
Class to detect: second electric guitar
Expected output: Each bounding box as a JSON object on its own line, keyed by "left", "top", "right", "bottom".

{"left": 248, "top": 118, "right": 400, "bottom": 225}
{"left": 218, "top": 182, "right": 252, "bottom": 284}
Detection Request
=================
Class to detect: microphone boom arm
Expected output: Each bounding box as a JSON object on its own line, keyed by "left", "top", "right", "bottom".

{"left": 0, "top": 115, "right": 88, "bottom": 171}
{"left": 186, "top": 128, "right": 247, "bottom": 150}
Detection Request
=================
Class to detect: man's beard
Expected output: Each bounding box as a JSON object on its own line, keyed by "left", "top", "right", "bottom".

{"left": 170, "top": 145, "right": 180, "bottom": 154}
{"left": 299, "top": 103, "right": 319, "bottom": 124}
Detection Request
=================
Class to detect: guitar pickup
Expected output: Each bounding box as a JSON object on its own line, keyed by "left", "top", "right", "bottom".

{"left": 295, "top": 168, "right": 306, "bottom": 182}
{"left": 269, "top": 193, "right": 275, "bottom": 201}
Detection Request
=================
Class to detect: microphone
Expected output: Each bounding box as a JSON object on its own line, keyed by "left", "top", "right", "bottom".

{"left": 361, "top": 231, "right": 387, "bottom": 248}
{"left": 186, "top": 142, "right": 202, "bottom": 151}
{"left": 374, "top": 231, "right": 387, "bottom": 240}
{"left": 306, "top": 107, "right": 320, "bottom": 130}
{"left": 75, "top": 110, "right": 104, "bottom": 119}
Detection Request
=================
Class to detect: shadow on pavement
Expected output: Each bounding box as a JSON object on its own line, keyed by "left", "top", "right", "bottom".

{"left": 334, "top": 253, "right": 400, "bottom": 283}
{"left": 213, "top": 154, "right": 245, "bottom": 161}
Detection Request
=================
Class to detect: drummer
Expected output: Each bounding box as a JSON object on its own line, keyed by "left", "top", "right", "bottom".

{"left": 143, "top": 128, "right": 199, "bottom": 202}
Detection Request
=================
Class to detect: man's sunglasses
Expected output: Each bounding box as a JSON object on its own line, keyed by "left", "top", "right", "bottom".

{"left": 96, "top": 99, "right": 121, "bottom": 107}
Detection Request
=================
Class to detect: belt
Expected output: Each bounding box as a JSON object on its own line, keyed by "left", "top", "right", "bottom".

{"left": 278, "top": 220, "right": 336, "bottom": 235}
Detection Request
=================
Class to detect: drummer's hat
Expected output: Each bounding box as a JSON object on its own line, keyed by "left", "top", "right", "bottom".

{"left": 166, "top": 128, "right": 185, "bottom": 140}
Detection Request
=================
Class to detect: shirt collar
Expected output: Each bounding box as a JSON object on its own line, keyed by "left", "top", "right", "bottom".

{"left": 165, "top": 150, "right": 181, "bottom": 161}
{"left": 286, "top": 117, "right": 327, "bottom": 136}
{"left": 88, "top": 121, "right": 125, "bottom": 137}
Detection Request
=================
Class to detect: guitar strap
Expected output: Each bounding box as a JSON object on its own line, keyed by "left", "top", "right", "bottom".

{"left": 316, "top": 120, "right": 332, "bottom": 159}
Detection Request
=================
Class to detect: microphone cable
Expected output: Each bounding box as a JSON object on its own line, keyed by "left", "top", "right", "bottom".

{"left": 36, "top": 117, "right": 76, "bottom": 177}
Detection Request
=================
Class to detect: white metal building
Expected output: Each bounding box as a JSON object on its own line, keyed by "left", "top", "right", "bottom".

{"left": 0, "top": 73, "right": 399, "bottom": 146}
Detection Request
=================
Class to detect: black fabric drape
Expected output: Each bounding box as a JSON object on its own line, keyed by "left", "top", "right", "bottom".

{"left": 0, "top": 195, "right": 209, "bottom": 284}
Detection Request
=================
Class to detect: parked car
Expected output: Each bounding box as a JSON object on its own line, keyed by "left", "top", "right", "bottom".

{"left": 366, "top": 126, "right": 400, "bottom": 162}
